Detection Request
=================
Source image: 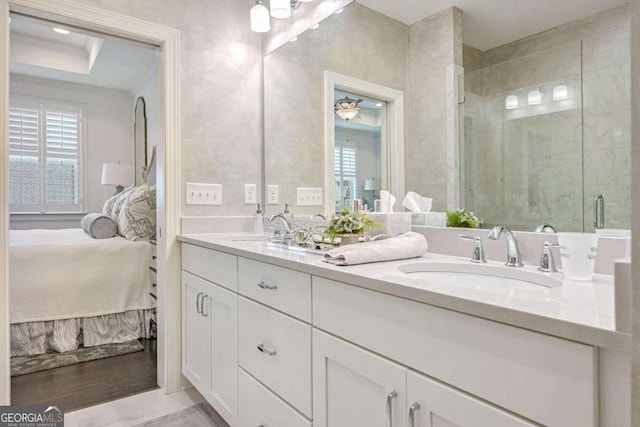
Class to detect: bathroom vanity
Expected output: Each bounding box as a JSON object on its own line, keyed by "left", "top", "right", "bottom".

{"left": 177, "top": 232, "right": 629, "bottom": 427}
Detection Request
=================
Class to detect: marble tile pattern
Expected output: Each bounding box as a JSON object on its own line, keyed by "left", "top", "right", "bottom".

{"left": 462, "top": 5, "right": 630, "bottom": 232}
{"left": 406, "top": 7, "right": 462, "bottom": 212}
{"left": 263, "top": 2, "right": 408, "bottom": 216}
{"left": 631, "top": 0, "right": 640, "bottom": 419}
{"left": 64, "top": 388, "right": 204, "bottom": 427}
{"left": 82, "top": 0, "right": 263, "bottom": 217}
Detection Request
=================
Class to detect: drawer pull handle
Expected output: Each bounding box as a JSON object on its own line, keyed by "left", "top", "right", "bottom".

{"left": 196, "top": 292, "right": 203, "bottom": 314}
{"left": 408, "top": 402, "right": 420, "bottom": 427}
{"left": 201, "top": 294, "right": 209, "bottom": 317}
{"left": 386, "top": 390, "right": 397, "bottom": 427}
{"left": 257, "top": 343, "right": 277, "bottom": 356}
{"left": 256, "top": 281, "right": 277, "bottom": 290}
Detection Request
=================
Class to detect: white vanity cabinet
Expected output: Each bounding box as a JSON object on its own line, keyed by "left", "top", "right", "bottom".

{"left": 181, "top": 245, "right": 238, "bottom": 426}
{"left": 179, "top": 240, "right": 602, "bottom": 427}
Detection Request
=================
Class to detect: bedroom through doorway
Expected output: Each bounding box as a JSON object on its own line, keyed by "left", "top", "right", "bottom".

{"left": 7, "top": 11, "right": 163, "bottom": 411}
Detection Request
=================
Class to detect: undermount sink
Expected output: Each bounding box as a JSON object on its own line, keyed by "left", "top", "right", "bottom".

{"left": 266, "top": 241, "right": 330, "bottom": 255}
{"left": 397, "top": 262, "right": 563, "bottom": 289}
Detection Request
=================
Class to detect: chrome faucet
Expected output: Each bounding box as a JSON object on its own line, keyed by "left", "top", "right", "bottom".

{"left": 268, "top": 213, "right": 292, "bottom": 236}
{"left": 487, "top": 226, "right": 523, "bottom": 267}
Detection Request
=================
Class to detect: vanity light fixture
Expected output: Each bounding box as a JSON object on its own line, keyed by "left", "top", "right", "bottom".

{"left": 53, "top": 27, "right": 70, "bottom": 35}
{"left": 528, "top": 88, "right": 543, "bottom": 105}
{"left": 505, "top": 94, "right": 518, "bottom": 110}
{"left": 334, "top": 96, "right": 362, "bottom": 121}
{"left": 250, "top": 0, "right": 271, "bottom": 33}
{"left": 251, "top": 0, "right": 315, "bottom": 33}
{"left": 553, "top": 85, "right": 568, "bottom": 101}
{"left": 270, "top": 0, "right": 292, "bottom": 18}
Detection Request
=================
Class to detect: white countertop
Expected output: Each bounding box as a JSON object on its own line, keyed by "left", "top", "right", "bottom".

{"left": 178, "top": 232, "right": 629, "bottom": 350}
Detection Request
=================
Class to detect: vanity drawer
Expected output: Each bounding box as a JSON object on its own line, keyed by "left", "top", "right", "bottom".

{"left": 182, "top": 243, "right": 238, "bottom": 291}
{"left": 238, "top": 257, "right": 311, "bottom": 322}
{"left": 238, "top": 368, "right": 311, "bottom": 427}
{"left": 312, "top": 276, "right": 596, "bottom": 427}
{"left": 238, "top": 297, "right": 312, "bottom": 417}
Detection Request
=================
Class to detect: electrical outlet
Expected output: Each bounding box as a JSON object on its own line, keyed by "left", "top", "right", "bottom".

{"left": 297, "top": 187, "right": 323, "bottom": 206}
{"left": 267, "top": 185, "right": 279, "bottom": 205}
{"left": 244, "top": 184, "right": 257, "bottom": 204}
{"left": 186, "top": 183, "right": 222, "bottom": 205}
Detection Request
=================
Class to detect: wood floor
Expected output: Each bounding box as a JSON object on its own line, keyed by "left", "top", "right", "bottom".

{"left": 11, "top": 339, "right": 157, "bottom": 412}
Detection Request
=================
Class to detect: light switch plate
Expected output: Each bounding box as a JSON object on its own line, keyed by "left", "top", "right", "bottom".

{"left": 244, "top": 184, "right": 257, "bottom": 204}
{"left": 186, "top": 183, "right": 222, "bottom": 205}
{"left": 297, "top": 187, "right": 322, "bottom": 206}
{"left": 267, "top": 185, "right": 279, "bottom": 205}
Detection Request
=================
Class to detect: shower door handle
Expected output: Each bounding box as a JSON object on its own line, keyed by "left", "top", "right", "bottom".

{"left": 593, "top": 194, "right": 604, "bottom": 229}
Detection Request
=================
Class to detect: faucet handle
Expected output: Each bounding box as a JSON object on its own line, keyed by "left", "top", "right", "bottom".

{"left": 459, "top": 234, "right": 486, "bottom": 263}
{"left": 538, "top": 241, "right": 560, "bottom": 272}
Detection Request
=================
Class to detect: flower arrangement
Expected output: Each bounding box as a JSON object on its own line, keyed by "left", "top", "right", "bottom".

{"left": 446, "top": 209, "right": 483, "bottom": 228}
{"left": 326, "top": 209, "right": 378, "bottom": 239}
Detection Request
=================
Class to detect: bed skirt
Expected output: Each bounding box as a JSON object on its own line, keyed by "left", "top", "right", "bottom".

{"left": 10, "top": 309, "right": 155, "bottom": 357}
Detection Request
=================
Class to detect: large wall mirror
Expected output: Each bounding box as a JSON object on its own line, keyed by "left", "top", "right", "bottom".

{"left": 263, "top": 1, "right": 630, "bottom": 232}
{"left": 134, "top": 96, "right": 147, "bottom": 186}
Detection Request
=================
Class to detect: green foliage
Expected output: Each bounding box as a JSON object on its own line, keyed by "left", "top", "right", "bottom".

{"left": 326, "top": 209, "right": 380, "bottom": 238}
{"left": 446, "top": 209, "right": 483, "bottom": 228}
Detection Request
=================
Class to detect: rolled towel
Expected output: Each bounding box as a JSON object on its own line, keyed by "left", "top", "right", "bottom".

{"left": 324, "top": 232, "right": 428, "bottom": 266}
{"left": 80, "top": 213, "right": 118, "bottom": 239}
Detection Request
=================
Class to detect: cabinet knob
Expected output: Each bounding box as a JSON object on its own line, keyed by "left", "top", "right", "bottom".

{"left": 408, "top": 402, "right": 420, "bottom": 427}
{"left": 257, "top": 343, "right": 277, "bottom": 356}
{"left": 256, "top": 281, "right": 277, "bottom": 290}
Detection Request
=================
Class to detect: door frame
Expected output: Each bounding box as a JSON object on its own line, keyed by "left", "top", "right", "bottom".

{"left": 0, "top": 0, "right": 182, "bottom": 403}
{"left": 324, "top": 71, "right": 405, "bottom": 215}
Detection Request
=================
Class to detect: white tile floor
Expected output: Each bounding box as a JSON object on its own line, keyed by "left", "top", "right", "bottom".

{"left": 64, "top": 388, "right": 205, "bottom": 427}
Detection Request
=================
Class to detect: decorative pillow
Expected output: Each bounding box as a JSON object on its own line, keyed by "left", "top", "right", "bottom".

{"left": 102, "top": 185, "right": 134, "bottom": 219}
{"left": 118, "top": 184, "right": 156, "bottom": 241}
{"left": 80, "top": 213, "right": 118, "bottom": 239}
{"left": 111, "top": 186, "right": 136, "bottom": 222}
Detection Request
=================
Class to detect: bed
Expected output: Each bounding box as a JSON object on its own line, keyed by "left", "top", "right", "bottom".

{"left": 9, "top": 228, "right": 156, "bottom": 356}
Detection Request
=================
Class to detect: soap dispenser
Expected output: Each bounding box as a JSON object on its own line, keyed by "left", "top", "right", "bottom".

{"left": 254, "top": 203, "right": 264, "bottom": 234}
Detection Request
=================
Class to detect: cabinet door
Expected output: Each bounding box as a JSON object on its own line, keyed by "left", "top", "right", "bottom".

{"left": 313, "top": 330, "right": 405, "bottom": 427}
{"left": 182, "top": 271, "right": 211, "bottom": 392}
{"left": 406, "top": 371, "right": 535, "bottom": 427}
{"left": 205, "top": 280, "right": 238, "bottom": 426}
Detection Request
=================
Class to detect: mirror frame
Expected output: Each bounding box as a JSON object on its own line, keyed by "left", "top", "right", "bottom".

{"left": 134, "top": 96, "right": 147, "bottom": 186}
{"left": 324, "top": 71, "right": 405, "bottom": 214}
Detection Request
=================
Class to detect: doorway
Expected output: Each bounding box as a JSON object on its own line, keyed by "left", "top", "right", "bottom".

{"left": 0, "top": 0, "right": 181, "bottom": 405}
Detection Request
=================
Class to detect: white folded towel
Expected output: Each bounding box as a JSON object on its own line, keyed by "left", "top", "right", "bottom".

{"left": 324, "top": 232, "right": 428, "bottom": 266}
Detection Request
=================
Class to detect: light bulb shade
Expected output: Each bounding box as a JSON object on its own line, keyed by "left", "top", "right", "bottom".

{"left": 250, "top": 1, "right": 270, "bottom": 32}
{"left": 553, "top": 85, "right": 568, "bottom": 101}
{"left": 101, "top": 163, "right": 133, "bottom": 186}
{"left": 270, "top": 0, "right": 292, "bottom": 18}
{"left": 336, "top": 109, "right": 358, "bottom": 121}
{"left": 528, "top": 89, "right": 542, "bottom": 105}
{"left": 364, "top": 178, "right": 381, "bottom": 191}
{"left": 505, "top": 94, "right": 518, "bottom": 110}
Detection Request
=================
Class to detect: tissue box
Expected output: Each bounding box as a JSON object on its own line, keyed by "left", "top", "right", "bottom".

{"left": 368, "top": 212, "right": 412, "bottom": 237}
{"left": 411, "top": 212, "right": 447, "bottom": 227}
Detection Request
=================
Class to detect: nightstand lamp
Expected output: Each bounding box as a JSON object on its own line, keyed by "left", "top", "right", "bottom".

{"left": 364, "top": 178, "right": 381, "bottom": 199}
{"left": 102, "top": 162, "right": 133, "bottom": 195}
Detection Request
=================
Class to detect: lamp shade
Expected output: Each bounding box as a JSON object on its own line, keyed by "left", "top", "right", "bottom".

{"left": 364, "top": 178, "right": 381, "bottom": 191}
{"left": 270, "top": 0, "right": 291, "bottom": 18}
{"left": 250, "top": 0, "right": 270, "bottom": 32}
{"left": 101, "top": 163, "right": 133, "bottom": 187}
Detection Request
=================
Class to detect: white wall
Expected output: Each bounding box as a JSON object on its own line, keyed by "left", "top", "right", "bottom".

{"left": 10, "top": 74, "right": 134, "bottom": 228}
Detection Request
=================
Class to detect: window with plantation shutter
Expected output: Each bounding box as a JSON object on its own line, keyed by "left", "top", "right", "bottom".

{"left": 334, "top": 139, "right": 357, "bottom": 212}
{"left": 9, "top": 97, "right": 84, "bottom": 213}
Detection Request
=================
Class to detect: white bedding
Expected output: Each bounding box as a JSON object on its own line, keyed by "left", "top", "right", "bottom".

{"left": 10, "top": 228, "right": 155, "bottom": 324}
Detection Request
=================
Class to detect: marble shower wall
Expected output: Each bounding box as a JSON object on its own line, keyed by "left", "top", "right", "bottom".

{"left": 462, "top": 5, "right": 630, "bottom": 232}
{"left": 80, "top": 0, "right": 263, "bottom": 216}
